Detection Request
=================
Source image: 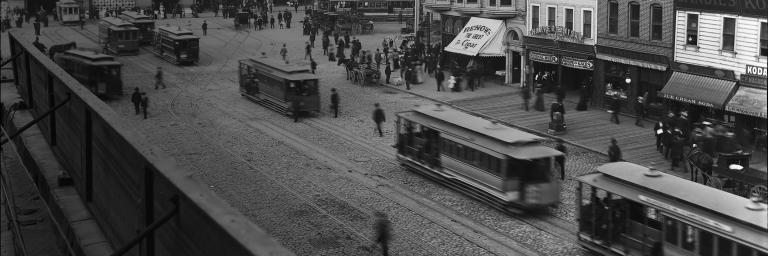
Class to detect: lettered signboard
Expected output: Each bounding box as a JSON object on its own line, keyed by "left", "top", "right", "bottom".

{"left": 444, "top": 17, "right": 504, "bottom": 56}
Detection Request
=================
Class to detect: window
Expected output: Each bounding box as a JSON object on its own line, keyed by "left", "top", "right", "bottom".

{"left": 664, "top": 218, "right": 678, "bottom": 245}
{"left": 532, "top": 5, "right": 539, "bottom": 29}
{"left": 722, "top": 17, "right": 736, "bottom": 51}
{"left": 489, "top": 0, "right": 495, "bottom": 7}
{"left": 761, "top": 22, "right": 768, "bottom": 56}
{"left": 500, "top": 0, "right": 511, "bottom": 7}
{"left": 650, "top": 4, "right": 662, "bottom": 40}
{"left": 628, "top": 2, "right": 640, "bottom": 37}
{"left": 608, "top": 0, "right": 618, "bottom": 34}
{"left": 681, "top": 223, "right": 696, "bottom": 251}
{"left": 687, "top": 14, "right": 699, "bottom": 45}
{"left": 699, "top": 230, "right": 714, "bottom": 256}
{"left": 565, "top": 8, "right": 573, "bottom": 30}
{"left": 583, "top": 10, "right": 592, "bottom": 38}
{"left": 547, "top": 7, "right": 556, "bottom": 27}
{"left": 718, "top": 237, "right": 733, "bottom": 256}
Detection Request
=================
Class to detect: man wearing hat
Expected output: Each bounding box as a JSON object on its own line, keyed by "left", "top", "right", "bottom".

{"left": 634, "top": 96, "right": 645, "bottom": 127}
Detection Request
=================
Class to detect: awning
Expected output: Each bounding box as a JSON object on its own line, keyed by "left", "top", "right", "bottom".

{"left": 477, "top": 22, "right": 506, "bottom": 57}
{"left": 444, "top": 17, "right": 505, "bottom": 56}
{"left": 659, "top": 72, "right": 737, "bottom": 109}
{"left": 726, "top": 86, "right": 767, "bottom": 118}
{"left": 596, "top": 53, "right": 667, "bottom": 71}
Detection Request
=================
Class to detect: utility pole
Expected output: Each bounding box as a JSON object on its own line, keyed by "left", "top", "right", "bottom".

{"left": 413, "top": 0, "right": 419, "bottom": 43}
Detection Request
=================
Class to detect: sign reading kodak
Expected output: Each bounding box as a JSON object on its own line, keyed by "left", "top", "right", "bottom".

{"left": 675, "top": 0, "right": 767, "bottom": 17}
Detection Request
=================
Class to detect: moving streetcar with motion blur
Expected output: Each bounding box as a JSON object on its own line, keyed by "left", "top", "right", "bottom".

{"left": 395, "top": 104, "right": 563, "bottom": 211}
{"left": 576, "top": 162, "right": 767, "bottom": 256}
{"left": 52, "top": 49, "right": 123, "bottom": 97}
{"left": 238, "top": 57, "right": 320, "bottom": 117}
{"left": 152, "top": 25, "right": 200, "bottom": 65}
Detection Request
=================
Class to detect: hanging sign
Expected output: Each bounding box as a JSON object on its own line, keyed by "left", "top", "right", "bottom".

{"left": 529, "top": 26, "right": 584, "bottom": 43}
{"left": 529, "top": 51, "right": 558, "bottom": 64}
{"left": 444, "top": 17, "right": 504, "bottom": 56}
{"left": 561, "top": 56, "right": 594, "bottom": 70}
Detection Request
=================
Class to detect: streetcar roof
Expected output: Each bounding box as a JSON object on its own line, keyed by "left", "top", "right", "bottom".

{"left": 157, "top": 26, "right": 199, "bottom": 39}
{"left": 56, "top": 0, "right": 80, "bottom": 7}
{"left": 100, "top": 17, "right": 136, "bottom": 28}
{"left": 119, "top": 11, "right": 152, "bottom": 21}
{"left": 239, "top": 58, "right": 319, "bottom": 80}
{"left": 397, "top": 110, "right": 562, "bottom": 159}
{"left": 410, "top": 104, "right": 545, "bottom": 144}
{"left": 578, "top": 162, "right": 768, "bottom": 246}
{"left": 59, "top": 50, "right": 122, "bottom": 65}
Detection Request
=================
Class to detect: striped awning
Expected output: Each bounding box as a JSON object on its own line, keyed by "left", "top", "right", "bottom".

{"left": 660, "top": 72, "right": 737, "bottom": 109}
{"left": 596, "top": 53, "right": 667, "bottom": 71}
{"left": 725, "top": 86, "right": 767, "bottom": 118}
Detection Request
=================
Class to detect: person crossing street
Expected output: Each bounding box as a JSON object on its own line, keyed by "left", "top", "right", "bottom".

{"left": 373, "top": 103, "right": 386, "bottom": 137}
{"left": 330, "top": 88, "right": 339, "bottom": 118}
{"left": 154, "top": 67, "right": 166, "bottom": 89}
{"left": 131, "top": 88, "right": 142, "bottom": 114}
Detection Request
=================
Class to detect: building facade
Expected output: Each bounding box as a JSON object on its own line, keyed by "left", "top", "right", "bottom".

{"left": 424, "top": 0, "right": 527, "bottom": 86}
{"left": 593, "top": 0, "right": 675, "bottom": 117}
{"left": 524, "top": 0, "right": 597, "bottom": 97}
{"left": 665, "top": 0, "right": 767, "bottom": 135}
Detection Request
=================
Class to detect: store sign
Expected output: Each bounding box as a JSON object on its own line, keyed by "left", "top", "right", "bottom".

{"left": 561, "top": 56, "right": 594, "bottom": 70}
{"left": 676, "top": 0, "right": 739, "bottom": 14}
{"left": 529, "top": 26, "right": 584, "bottom": 43}
{"left": 659, "top": 93, "right": 715, "bottom": 108}
{"left": 638, "top": 195, "right": 733, "bottom": 233}
{"left": 745, "top": 64, "right": 767, "bottom": 77}
{"left": 444, "top": 17, "right": 504, "bottom": 56}
{"left": 740, "top": 75, "right": 768, "bottom": 88}
{"left": 529, "top": 51, "right": 558, "bottom": 64}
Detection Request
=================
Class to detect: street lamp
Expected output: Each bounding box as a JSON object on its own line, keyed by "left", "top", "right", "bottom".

{"left": 624, "top": 69, "right": 632, "bottom": 85}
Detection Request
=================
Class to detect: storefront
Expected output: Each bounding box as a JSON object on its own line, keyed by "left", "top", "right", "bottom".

{"left": 725, "top": 65, "right": 768, "bottom": 149}
{"left": 659, "top": 67, "right": 738, "bottom": 124}
{"left": 443, "top": 17, "right": 507, "bottom": 80}
{"left": 523, "top": 30, "right": 595, "bottom": 97}
{"left": 594, "top": 46, "right": 670, "bottom": 117}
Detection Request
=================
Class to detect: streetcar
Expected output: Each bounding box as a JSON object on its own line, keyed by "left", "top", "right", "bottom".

{"left": 329, "top": 0, "right": 413, "bottom": 20}
{"left": 53, "top": 49, "right": 124, "bottom": 97}
{"left": 238, "top": 57, "right": 320, "bottom": 116}
{"left": 56, "top": 0, "right": 81, "bottom": 25}
{"left": 576, "top": 162, "right": 768, "bottom": 256}
{"left": 98, "top": 17, "right": 140, "bottom": 55}
{"left": 118, "top": 11, "right": 155, "bottom": 45}
{"left": 395, "top": 104, "right": 563, "bottom": 211}
{"left": 152, "top": 25, "right": 200, "bottom": 65}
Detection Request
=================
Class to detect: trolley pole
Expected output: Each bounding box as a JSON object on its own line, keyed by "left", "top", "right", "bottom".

{"left": 413, "top": 0, "right": 419, "bottom": 43}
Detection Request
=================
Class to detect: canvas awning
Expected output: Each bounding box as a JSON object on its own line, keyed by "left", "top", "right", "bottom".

{"left": 444, "top": 17, "right": 505, "bottom": 56}
{"left": 596, "top": 53, "right": 667, "bottom": 71}
{"left": 725, "top": 86, "right": 767, "bottom": 118}
{"left": 659, "top": 72, "right": 737, "bottom": 109}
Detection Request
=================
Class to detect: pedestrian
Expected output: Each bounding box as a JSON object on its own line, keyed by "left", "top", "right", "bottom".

{"left": 279, "top": 19, "right": 285, "bottom": 29}
{"left": 154, "top": 66, "right": 166, "bottom": 89}
{"left": 521, "top": 86, "right": 531, "bottom": 111}
{"left": 670, "top": 132, "right": 684, "bottom": 170}
{"left": 634, "top": 96, "right": 645, "bottom": 127}
{"left": 131, "top": 88, "right": 142, "bottom": 114}
{"left": 310, "top": 58, "right": 317, "bottom": 74}
{"left": 270, "top": 15, "right": 275, "bottom": 29}
{"left": 140, "top": 93, "right": 149, "bottom": 119}
{"left": 404, "top": 68, "right": 412, "bottom": 90}
{"left": 33, "top": 19, "right": 40, "bottom": 35}
{"left": 374, "top": 212, "right": 391, "bottom": 256}
{"left": 322, "top": 36, "right": 330, "bottom": 55}
{"left": 608, "top": 138, "right": 622, "bottom": 162}
{"left": 292, "top": 99, "right": 302, "bottom": 122}
{"left": 555, "top": 139, "right": 567, "bottom": 180}
{"left": 533, "top": 85, "right": 545, "bottom": 111}
{"left": 385, "top": 64, "right": 392, "bottom": 84}
{"left": 280, "top": 44, "right": 288, "bottom": 62}
{"left": 550, "top": 99, "right": 565, "bottom": 122}
{"left": 373, "top": 103, "right": 386, "bottom": 137}
{"left": 309, "top": 32, "right": 316, "bottom": 48}
{"left": 201, "top": 20, "right": 207, "bottom": 36}
{"left": 374, "top": 49, "right": 382, "bottom": 69}
{"left": 435, "top": 68, "right": 444, "bottom": 91}
{"left": 344, "top": 32, "right": 350, "bottom": 48}
{"left": 330, "top": 88, "right": 339, "bottom": 118}
{"left": 654, "top": 121, "right": 664, "bottom": 152}
{"left": 304, "top": 41, "right": 312, "bottom": 60}
{"left": 277, "top": 11, "right": 283, "bottom": 24}
{"left": 398, "top": 10, "right": 403, "bottom": 24}
{"left": 609, "top": 100, "right": 621, "bottom": 124}
{"left": 662, "top": 127, "right": 673, "bottom": 159}
{"left": 328, "top": 43, "right": 336, "bottom": 62}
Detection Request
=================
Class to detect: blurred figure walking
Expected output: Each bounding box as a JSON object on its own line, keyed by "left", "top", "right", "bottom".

{"left": 373, "top": 103, "right": 386, "bottom": 137}
{"left": 374, "top": 212, "right": 391, "bottom": 256}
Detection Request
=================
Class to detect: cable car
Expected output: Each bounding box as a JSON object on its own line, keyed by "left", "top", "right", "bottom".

{"left": 98, "top": 17, "right": 139, "bottom": 55}
{"left": 395, "top": 104, "right": 563, "bottom": 211}
{"left": 576, "top": 162, "right": 768, "bottom": 256}
{"left": 238, "top": 57, "right": 320, "bottom": 116}
{"left": 118, "top": 11, "right": 155, "bottom": 45}
{"left": 152, "top": 25, "right": 199, "bottom": 65}
{"left": 234, "top": 11, "right": 250, "bottom": 29}
{"left": 56, "top": 0, "right": 81, "bottom": 25}
{"left": 53, "top": 49, "right": 123, "bottom": 97}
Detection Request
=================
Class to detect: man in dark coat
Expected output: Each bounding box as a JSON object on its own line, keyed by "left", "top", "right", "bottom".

{"left": 33, "top": 19, "right": 41, "bottom": 35}
{"left": 330, "top": 88, "right": 339, "bottom": 118}
{"left": 550, "top": 100, "right": 565, "bottom": 122}
{"left": 201, "top": 20, "right": 207, "bottom": 35}
{"left": 140, "top": 93, "right": 149, "bottom": 119}
{"left": 404, "top": 68, "right": 412, "bottom": 90}
{"left": 435, "top": 68, "right": 444, "bottom": 91}
{"left": 373, "top": 103, "right": 386, "bottom": 137}
{"left": 608, "top": 138, "right": 622, "bottom": 162}
{"left": 555, "top": 139, "right": 567, "bottom": 180}
{"left": 385, "top": 64, "right": 392, "bottom": 84}
{"left": 131, "top": 88, "right": 142, "bottom": 114}
{"left": 322, "top": 36, "right": 330, "bottom": 55}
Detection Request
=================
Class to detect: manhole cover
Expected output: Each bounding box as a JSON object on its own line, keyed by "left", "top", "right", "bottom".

{"left": 309, "top": 237, "right": 341, "bottom": 250}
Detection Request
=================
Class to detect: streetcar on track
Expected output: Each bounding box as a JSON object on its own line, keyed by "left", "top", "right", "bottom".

{"left": 56, "top": 0, "right": 81, "bottom": 25}
{"left": 576, "top": 162, "right": 768, "bottom": 256}
{"left": 53, "top": 49, "right": 123, "bottom": 97}
{"left": 238, "top": 57, "right": 320, "bottom": 116}
{"left": 152, "top": 25, "right": 200, "bottom": 65}
{"left": 98, "top": 17, "right": 140, "bottom": 55}
{"left": 118, "top": 11, "right": 155, "bottom": 45}
{"left": 395, "top": 104, "right": 563, "bottom": 212}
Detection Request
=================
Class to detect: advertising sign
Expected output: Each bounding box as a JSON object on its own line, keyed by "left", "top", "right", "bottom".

{"left": 444, "top": 17, "right": 504, "bottom": 56}
{"left": 561, "top": 56, "right": 594, "bottom": 70}
{"left": 529, "top": 51, "right": 558, "bottom": 64}
{"left": 745, "top": 64, "right": 767, "bottom": 77}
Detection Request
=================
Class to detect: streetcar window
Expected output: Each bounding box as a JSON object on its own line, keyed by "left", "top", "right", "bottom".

{"left": 489, "top": 158, "right": 499, "bottom": 174}
{"left": 736, "top": 244, "right": 752, "bottom": 256}
{"left": 506, "top": 159, "right": 518, "bottom": 178}
{"left": 718, "top": 237, "right": 733, "bottom": 256}
{"left": 664, "top": 218, "right": 678, "bottom": 245}
{"left": 681, "top": 222, "right": 696, "bottom": 251}
{"left": 699, "top": 229, "right": 714, "bottom": 256}
{"left": 478, "top": 153, "right": 487, "bottom": 169}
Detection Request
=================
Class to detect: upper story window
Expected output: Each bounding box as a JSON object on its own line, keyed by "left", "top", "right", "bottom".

{"left": 608, "top": 0, "right": 618, "bottom": 34}
{"left": 500, "top": 0, "right": 511, "bottom": 7}
{"left": 628, "top": 2, "right": 640, "bottom": 37}
{"left": 532, "top": 5, "right": 540, "bottom": 28}
{"left": 760, "top": 22, "right": 768, "bottom": 56}
{"left": 722, "top": 17, "right": 736, "bottom": 51}
{"left": 489, "top": 0, "right": 495, "bottom": 7}
{"left": 565, "top": 8, "right": 574, "bottom": 31}
{"left": 583, "top": 10, "right": 592, "bottom": 38}
{"left": 650, "top": 4, "right": 662, "bottom": 41}
{"left": 548, "top": 7, "right": 556, "bottom": 27}
{"left": 686, "top": 14, "right": 699, "bottom": 45}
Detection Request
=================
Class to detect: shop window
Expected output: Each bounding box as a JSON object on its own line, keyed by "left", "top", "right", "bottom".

{"left": 608, "top": 0, "right": 618, "bottom": 34}
{"left": 531, "top": 5, "right": 540, "bottom": 28}
{"left": 664, "top": 218, "right": 678, "bottom": 245}
{"left": 565, "top": 8, "right": 573, "bottom": 31}
{"left": 650, "top": 4, "right": 662, "bottom": 41}
{"left": 718, "top": 237, "right": 733, "bottom": 256}
{"left": 628, "top": 2, "right": 640, "bottom": 38}
{"left": 582, "top": 10, "right": 592, "bottom": 38}
{"left": 687, "top": 14, "right": 699, "bottom": 46}
{"left": 500, "top": 0, "right": 511, "bottom": 6}
{"left": 722, "top": 17, "right": 736, "bottom": 51}
{"left": 547, "top": 7, "right": 556, "bottom": 27}
{"left": 699, "top": 230, "right": 714, "bottom": 256}
{"left": 761, "top": 22, "right": 768, "bottom": 57}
